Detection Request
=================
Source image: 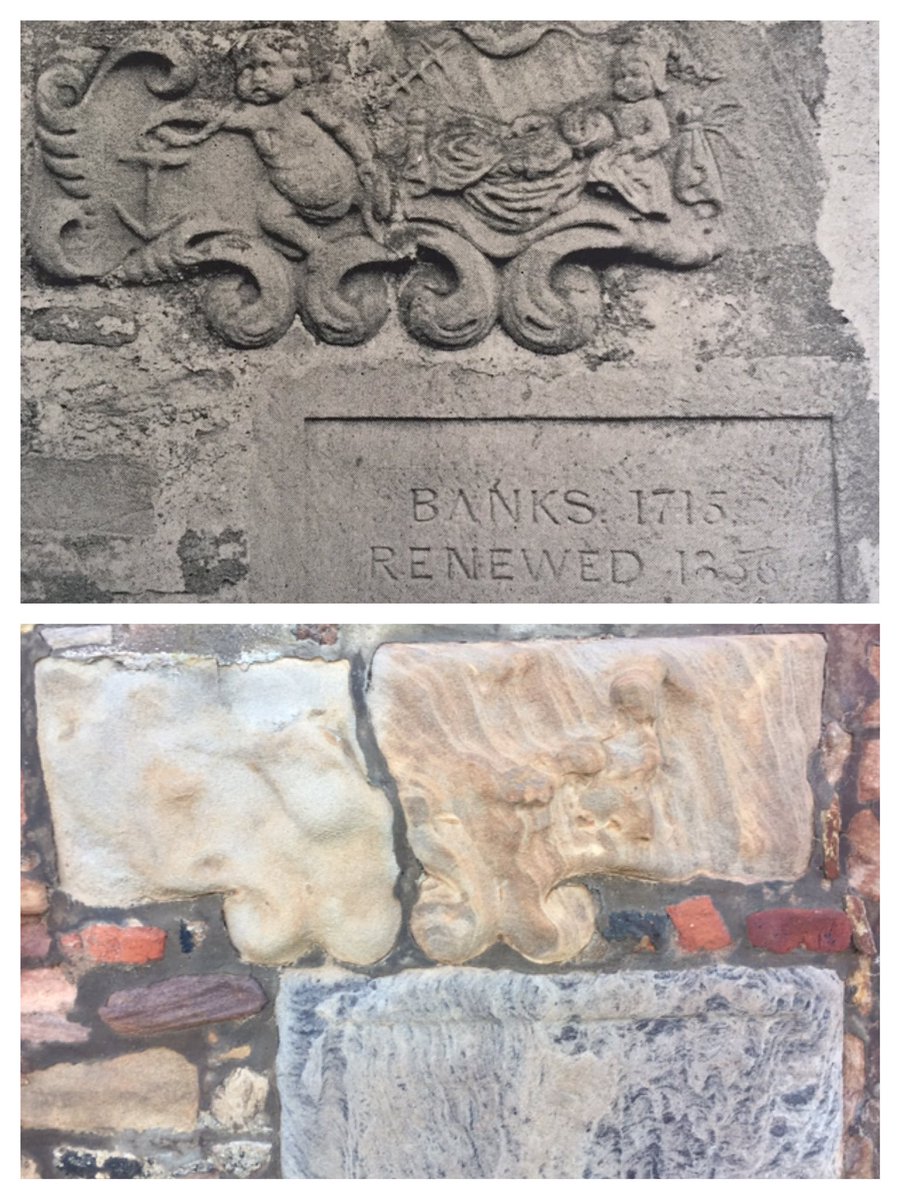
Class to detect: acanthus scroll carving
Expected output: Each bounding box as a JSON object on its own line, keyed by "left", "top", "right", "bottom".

{"left": 29, "top": 23, "right": 739, "bottom": 351}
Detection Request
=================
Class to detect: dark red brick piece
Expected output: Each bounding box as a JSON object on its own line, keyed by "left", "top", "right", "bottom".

{"left": 99, "top": 973, "right": 266, "bottom": 1036}
{"left": 295, "top": 624, "right": 339, "bottom": 645}
{"left": 746, "top": 908, "right": 852, "bottom": 953}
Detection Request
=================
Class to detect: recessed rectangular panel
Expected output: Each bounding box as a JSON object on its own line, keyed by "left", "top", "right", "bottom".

{"left": 304, "top": 417, "right": 838, "bottom": 601}
{"left": 277, "top": 967, "right": 843, "bottom": 1179}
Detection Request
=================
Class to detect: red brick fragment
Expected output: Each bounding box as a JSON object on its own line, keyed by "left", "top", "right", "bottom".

{"left": 60, "top": 924, "right": 167, "bottom": 966}
{"left": 295, "top": 624, "right": 339, "bottom": 645}
{"left": 857, "top": 739, "right": 879, "bottom": 805}
{"left": 746, "top": 908, "right": 852, "bottom": 953}
{"left": 847, "top": 809, "right": 880, "bottom": 900}
{"left": 666, "top": 896, "right": 731, "bottom": 952}
{"left": 99, "top": 973, "right": 267, "bottom": 1036}
{"left": 21, "top": 919, "right": 51, "bottom": 961}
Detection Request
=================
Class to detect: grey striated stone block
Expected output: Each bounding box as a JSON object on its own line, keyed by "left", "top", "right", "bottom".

{"left": 277, "top": 966, "right": 843, "bottom": 1179}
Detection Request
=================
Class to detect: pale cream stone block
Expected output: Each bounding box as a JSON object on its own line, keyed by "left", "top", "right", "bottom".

{"left": 36, "top": 656, "right": 400, "bottom": 965}
{"left": 209, "top": 1067, "right": 270, "bottom": 1131}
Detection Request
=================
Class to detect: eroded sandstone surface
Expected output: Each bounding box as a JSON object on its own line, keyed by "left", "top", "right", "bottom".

{"left": 35, "top": 656, "right": 400, "bottom": 965}
{"left": 370, "top": 634, "right": 825, "bottom": 963}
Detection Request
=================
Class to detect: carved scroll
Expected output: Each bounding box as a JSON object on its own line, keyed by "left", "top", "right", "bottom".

{"left": 28, "top": 22, "right": 738, "bottom": 351}
{"left": 369, "top": 636, "right": 825, "bottom": 965}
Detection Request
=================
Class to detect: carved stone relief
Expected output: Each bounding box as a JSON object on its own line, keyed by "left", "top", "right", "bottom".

{"left": 369, "top": 634, "right": 825, "bottom": 964}
{"left": 35, "top": 656, "right": 400, "bottom": 965}
{"left": 29, "top": 22, "right": 734, "bottom": 352}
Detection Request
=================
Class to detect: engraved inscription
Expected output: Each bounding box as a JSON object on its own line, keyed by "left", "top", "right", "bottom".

{"left": 306, "top": 418, "right": 838, "bottom": 601}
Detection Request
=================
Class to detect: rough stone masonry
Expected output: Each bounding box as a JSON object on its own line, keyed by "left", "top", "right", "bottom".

{"left": 21, "top": 624, "right": 880, "bottom": 1178}
{"left": 21, "top": 21, "right": 877, "bottom": 601}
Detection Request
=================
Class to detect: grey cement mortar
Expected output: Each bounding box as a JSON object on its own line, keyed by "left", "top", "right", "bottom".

{"left": 20, "top": 21, "right": 877, "bottom": 602}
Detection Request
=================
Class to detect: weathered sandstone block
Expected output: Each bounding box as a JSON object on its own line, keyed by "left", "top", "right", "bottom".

{"left": 21, "top": 966, "right": 90, "bottom": 1046}
{"left": 36, "top": 656, "right": 399, "bottom": 965}
{"left": 21, "top": 1049, "right": 199, "bottom": 1134}
{"left": 21, "top": 878, "right": 49, "bottom": 916}
{"left": 99, "top": 973, "right": 267, "bottom": 1036}
{"left": 277, "top": 966, "right": 843, "bottom": 1178}
{"left": 370, "top": 634, "right": 824, "bottom": 963}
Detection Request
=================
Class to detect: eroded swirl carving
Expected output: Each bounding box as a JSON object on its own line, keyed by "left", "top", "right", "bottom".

{"left": 399, "top": 224, "right": 499, "bottom": 348}
{"left": 110, "top": 219, "right": 297, "bottom": 348}
{"left": 36, "top": 656, "right": 400, "bottom": 966}
{"left": 29, "top": 22, "right": 738, "bottom": 350}
{"left": 299, "top": 235, "right": 395, "bottom": 345}
{"left": 500, "top": 229, "right": 617, "bottom": 354}
{"left": 369, "top": 636, "right": 825, "bottom": 965}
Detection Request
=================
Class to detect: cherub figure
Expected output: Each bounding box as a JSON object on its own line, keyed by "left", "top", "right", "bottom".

{"left": 561, "top": 43, "right": 674, "bottom": 219}
{"left": 153, "top": 28, "right": 392, "bottom": 248}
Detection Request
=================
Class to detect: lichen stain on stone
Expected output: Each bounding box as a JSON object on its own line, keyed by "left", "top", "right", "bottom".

{"left": 23, "top": 304, "right": 138, "bottom": 347}
{"left": 177, "top": 528, "right": 249, "bottom": 594}
{"left": 22, "top": 573, "right": 115, "bottom": 604}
